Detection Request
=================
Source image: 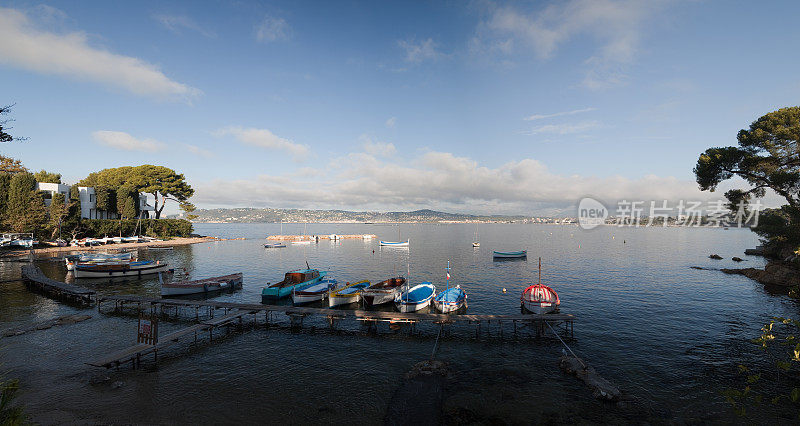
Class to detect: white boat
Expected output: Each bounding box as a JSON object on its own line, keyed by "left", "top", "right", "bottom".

{"left": 3, "top": 233, "right": 35, "bottom": 248}
{"left": 472, "top": 224, "right": 480, "bottom": 247}
{"left": 73, "top": 260, "right": 170, "bottom": 278}
{"left": 395, "top": 282, "right": 435, "bottom": 313}
{"left": 328, "top": 234, "right": 341, "bottom": 241}
{"left": 328, "top": 280, "right": 369, "bottom": 307}
{"left": 65, "top": 252, "right": 135, "bottom": 271}
{"left": 379, "top": 240, "right": 409, "bottom": 247}
{"left": 432, "top": 261, "right": 467, "bottom": 313}
{"left": 362, "top": 277, "right": 406, "bottom": 306}
{"left": 293, "top": 240, "right": 312, "bottom": 245}
{"left": 147, "top": 246, "right": 174, "bottom": 251}
{"left": 292, "top": 278, "right": 339, "bottom": 305}
{"left": 160, "top": 273, "right": 243, "bottom": 296}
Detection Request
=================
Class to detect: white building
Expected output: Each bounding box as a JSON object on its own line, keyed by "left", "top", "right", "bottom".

{"left": 35, "top": 182, "right": 71, "bottom": 207}
{"left": 36, "top": 182, "right": 155, "bottom": 219}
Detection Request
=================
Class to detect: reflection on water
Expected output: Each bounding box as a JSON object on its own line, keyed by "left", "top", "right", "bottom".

{"left": 0, "top": 223, "right": 791, "bottom": 423}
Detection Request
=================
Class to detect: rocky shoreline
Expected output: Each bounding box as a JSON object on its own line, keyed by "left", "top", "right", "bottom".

{"left": 719, "top": 245, "right": 800, "bottom": 288}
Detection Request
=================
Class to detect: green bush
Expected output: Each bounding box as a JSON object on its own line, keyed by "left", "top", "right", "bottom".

{"left": 81, "top": 219, "right": 193, "bottom": 238}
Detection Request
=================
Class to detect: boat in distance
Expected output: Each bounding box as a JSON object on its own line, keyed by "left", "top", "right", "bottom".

{"left": 292, "top": 278, "right": 339, "bottom": 305}
{"left": 264, "top": 242, "right": 287, "bottom": 248}
{"left": 362, "top": 277, "right": 406, "bottom": 306}
{"left": 73, "top": 260, "right": 170, "bottom": 278}
{"left": 379, "top": 240, "right": 409, "bottom": 247}
{"left": 161, "top": 273, "right": 243, "bottom": 296}
{"left": 493, "top": 250, "right": 527, "bottom": 259}
{"left": 395, "top": 282, "right": 436, "bottom": 313}
{"left": 262, "top": 269, "right": 325, "bottom": 299}
{"left": 329, "top": 280, "right": 370, "bottom": 307}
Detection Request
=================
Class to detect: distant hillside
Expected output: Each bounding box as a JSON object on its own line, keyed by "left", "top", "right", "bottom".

{"left": 185, "top": 207, "right": 532, "bottom": 223}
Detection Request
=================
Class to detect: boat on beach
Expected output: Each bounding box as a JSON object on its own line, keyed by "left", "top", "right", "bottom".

{"left": 292, "top": 278, "right": 339, "bottom": 305}
{"left": 520, "top": 258, "right": 560, "bottom": 314}
{"left": 328, "top": 280, "right": 370, "bottom": 307}
{"left": 160, "top": 273, "right": 243, "bottom": 296}
{"left": 362, "top": 277, "right": 406, "bottom": 306}
{"left": 395, "top": 282, "right": 436, "bottom": 312}
{"left": 73, "top": 260, "right": 170, "bottom": 278}
{"left": 262, "top": 268, "right": 325, "bottom": 299}
{"left": 433, "top": 261, "right": 467, "bottom": 313}
{"left": 493, "top": 250, "right": 527, "bottom": 259}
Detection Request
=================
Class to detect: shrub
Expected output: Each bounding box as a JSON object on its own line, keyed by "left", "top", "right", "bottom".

{"left": 80, "top": 219, "right": 193, "bottom": 239}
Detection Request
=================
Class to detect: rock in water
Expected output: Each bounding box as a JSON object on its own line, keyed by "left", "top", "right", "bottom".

{"left": 559, "top": 355, "right": 621, "bottom": 402}
{"left": 732, "top": 257, "right": 744, "bottom": 262}
{"left": 709, "top": 254, "right": 723, "bottom": 260}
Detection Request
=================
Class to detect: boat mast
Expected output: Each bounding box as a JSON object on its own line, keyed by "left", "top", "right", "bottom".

{"left": 538, "top": 257, "right": 541, "bottom": 285}
{"left": 445, "top": 260, "right": 450, "bottom": 291}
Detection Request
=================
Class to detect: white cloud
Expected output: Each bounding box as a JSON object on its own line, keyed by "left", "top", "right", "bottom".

{"left": 524, "top": 107, "right": 596, "bottom": 121}
{"left": 477, "top": 0, "right": 665, "bottom": 89}
{"left": 385, "top": 117, "right": 397, "bottom": 128}
{"left": 0, "top": 7, "right": 201, "bottom": 102}
{"left": 184, "top": 143, "right": 214, "bottom": 158}
{"left": 215, "top": 126, "right": 309, "bottom": 160}
{"left": 525, "top": 120, "right": 600, "bottom": 135}
{"left": 398, "top": 38, "right": 441, "bottom": 63}
{"left": 256, "top": 15, "right": 291, "bottom": 43}
{"left": 92, "top": 131, "right": 165, "bottom": 152}
{"left": 361, "top": 135, "right": 396, "bottom": 157}
{"left": 191, "top": 148, "right": 732, "bottom": 215}
{"left": 153, "top": 14, "right": 216, "bottom": 38}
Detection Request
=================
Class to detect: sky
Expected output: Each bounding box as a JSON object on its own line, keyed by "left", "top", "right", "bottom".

{"left": 1, "top": 0, "right": 798, "bottom": 216}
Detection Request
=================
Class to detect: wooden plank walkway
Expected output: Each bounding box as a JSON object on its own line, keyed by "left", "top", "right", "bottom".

{"left": 21, "top": 264, "right": 95, "bottom": 305}
{"left": 88, "top": 310, "right": 255, "bottom": 368}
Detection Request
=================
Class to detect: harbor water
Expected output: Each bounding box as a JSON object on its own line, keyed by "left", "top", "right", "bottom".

{"left": 0, "top": 223, "right": 792, "bottom": 423}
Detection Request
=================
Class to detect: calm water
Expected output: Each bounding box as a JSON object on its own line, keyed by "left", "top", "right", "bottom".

{"left": 1, "top": 223, "right": 794, "bottom": 424}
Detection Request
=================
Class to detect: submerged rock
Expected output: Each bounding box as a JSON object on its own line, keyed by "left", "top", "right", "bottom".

{"left": 559, "top": 355, "right": 621, "bottom": 402}
{"left": 732, "top": 257, "right": 744, "bottom": 262}
{"left": 1, "top": 314, "right": 92, "bottom": 338}
{"left": 709, "top": 254, "right": 723, "bottom": 260}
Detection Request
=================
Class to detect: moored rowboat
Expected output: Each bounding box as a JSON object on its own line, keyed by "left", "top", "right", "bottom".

{"left": 433, "top": 286, "right": 467, "bottom": 313}
{"left": 362, "top": 277, "right": 406, "bottom": 306}
{"left": 161, "top": 273, "right": 243, "bottom": 296}
{"left": 262, "top": 269, "right": 325, "bottom": 299}
{"left": 73, "top": 260, "right": 170, "bottom": 278}
{"left": 329, "top": 280, "right": 370, "bottom": 307}
{"left": 379, "top": 240, "right": 409, "bottom": 247}
{"left": 493, "top": 250, "right": 527, "bottom": 259}
{"left": 292, "top": 278, "right": 339, "bottom": 305}
{"left": 395, "top": 282, "right": 435, "bottom": 313}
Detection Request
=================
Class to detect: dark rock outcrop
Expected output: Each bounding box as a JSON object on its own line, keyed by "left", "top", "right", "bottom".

{"left": 722, "top": 260, "right": 800, "bottom": 287}
{"left": 709, "top": 254, "right": 723, "bottom": 260}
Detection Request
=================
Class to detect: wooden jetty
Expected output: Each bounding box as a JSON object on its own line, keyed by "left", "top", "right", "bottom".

{"left": 265, "top": 234, "right": 377, "bottom": 241}
{"left": 21, "top": 264, "right": 95, "bottom": 305}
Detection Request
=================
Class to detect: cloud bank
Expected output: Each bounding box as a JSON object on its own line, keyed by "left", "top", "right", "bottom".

{"left": 92, "top": 130, "right": 165, "bottom": 152}
{"left": 215, "top": 126, "right": 309, "bottom": 160}
{"left": 0, "top": 7, "right": 201, "bottom": 102}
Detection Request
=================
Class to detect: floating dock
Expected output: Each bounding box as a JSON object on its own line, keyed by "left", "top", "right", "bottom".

{"left": 265, "top": 234, "right": 377, "bottom": 241}
{"left": 21, "top": 264, "right": 95, "bottom": 305}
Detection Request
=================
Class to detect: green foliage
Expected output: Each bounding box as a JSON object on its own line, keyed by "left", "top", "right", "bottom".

{"left": 48, "top": 192, "right": 66, "bottom": 239}
{"left": 32, "top": 170, "right": 60, "bottom": 184}
{"left": 727, "top": 317, "right": 800, "bottom": 419}
{"left": 77, "top": 165, "right": 193, "bottom": 219}
{"left": 751, "top": 206, "right": 800, "bottom": 252}
{"left": 81, "top": 219, "right": 193, "bottom": 238}
{"left": 115, "top": 185, "right": 139, "bottom": 219}
{"left": 179, "top": 202, "right": 198, "bottom": 221}
{"left": 0, "top": 156, "right": 26, "bottom": 174}
{"left": 0, "top": 377, "right": 27, "bottom": 425}
{"left": 94, "top": 186, "right": 116, "bottom": 214}
{"left": 0, "top": 172, "right": 10, "bottom": 230}
{"left": 4, "top": 172, "right": 47, "bottom": 235}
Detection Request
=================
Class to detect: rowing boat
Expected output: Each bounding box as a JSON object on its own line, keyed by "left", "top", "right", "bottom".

{"left": 161, "top": 273, "right": 243, "bottom": 296}
{"left": 395, "top": 282, "right": 435, "bottom": 313}
{"left": 362, "top": 277, "right": 406, "bottom": 306}
{"left": 493, "top": 250, "right": 527, "bottom": 259}
{"left": 292, "top": 278, "right": 339, "bottom": 305}
{"left": 328, "top": 280, "right": 370, "bottom": 307}
{"left": 262, "top": 268, "right": 325, "bottom": 299}
{"left": 73, "top": 260, "right": 170, "bottom": 278}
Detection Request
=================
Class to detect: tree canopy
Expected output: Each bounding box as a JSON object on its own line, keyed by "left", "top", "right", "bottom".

{"left": 0, "top": 155, "right": 26, "bottom": 174}
{"left": 0, "top": 104, "right": 26, "bottom": 143}
{"left": 33, "top": 170, "right": 61, "bottom": 184}
{"left": 77, "top": 165, "right": 193, "bottom": 218}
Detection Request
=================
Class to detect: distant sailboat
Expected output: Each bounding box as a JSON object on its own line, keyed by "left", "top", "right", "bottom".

{"left": 380, "top": 223, "right": 409, "bottom": 247}
{"left": 472, "top": 224, "right": 480, "bottom": 247}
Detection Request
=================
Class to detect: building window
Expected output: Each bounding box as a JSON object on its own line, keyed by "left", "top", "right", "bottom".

{"left": 90, "top": 194, "right": 95, "bottom": 202}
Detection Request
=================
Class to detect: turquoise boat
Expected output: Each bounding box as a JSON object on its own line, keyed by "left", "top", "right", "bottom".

{"left": 262, "top": 268, "right": 326, "bottom": 300}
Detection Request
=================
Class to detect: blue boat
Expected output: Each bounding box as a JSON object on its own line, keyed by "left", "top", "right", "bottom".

{"left": 493, "top": 250, "right": 527, "bottom": 259}
{"left": 395, "top": 282, "right": 436, "bottom": 313}
{"left": 262, "top": 269, "right": 326, "bottom": 299}
{"left": 433, "top": 261, "right": 467, "bottom": 313}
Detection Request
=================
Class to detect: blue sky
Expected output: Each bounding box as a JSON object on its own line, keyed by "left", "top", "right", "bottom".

{"left": 1, "top": 0, "right": 798, "bottom": 215}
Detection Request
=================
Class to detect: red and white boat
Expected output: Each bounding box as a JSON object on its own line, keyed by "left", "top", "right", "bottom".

{"left": 520, "top": 258, "right": 560, "bottom": 314}
{"left": 161, "top": 273, "right": 243, "bottom": 296}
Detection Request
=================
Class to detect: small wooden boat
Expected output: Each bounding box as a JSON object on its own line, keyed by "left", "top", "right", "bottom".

{"left": 433, "top": 261, "right": 467, "bottom": 313}
{"left": 264, "top": 242, "right": 286, "bottom": 248}
{"left": 329, "top": 280, "right": 370, "bottom": 307}
{"left": 493, "top": 250, "right": 527, "bottom": 259}
{"left": 362, "top": 277, "right": 406, "bottom": 306}
{"left": 379, "top": 240, "right": 409, "bottom": 247}
{"left": 292, "top": 278, "right": 339, "bottom": 305}
{"left": 395, "top": 282, "right": 435, "bottom": 312}
{"left": 262, "top": 268, "right": 325, "bottom": 299}
{"left": 73, "top": 260, "right": 170, "bottom": 278}
{"left": 521, "top": 258, "right": 560, "bottom": 314}
{"left": 147, "top": 246, "right": 174, "bottom": 251}
{"left": 161, "top": 273, "right": 243, "bottom": 296}
{"left": 65, "top": 252, "right": 135, "bottom": 271}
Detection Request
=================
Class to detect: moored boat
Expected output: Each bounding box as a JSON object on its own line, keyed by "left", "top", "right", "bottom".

{"left": 262, "top": 268, "right": 325, "bottom": 299}
{"left": 73, "top": 260, "right": 170, "bottom": 278}
{"left": 147, "top": 246, "right": 174, "bottom": 251}
{"left": 433, "top": 261, "right": 467, "bottom": 313}
{"left": 264, "top": 242, "right": 287, "bottom": 248}
{"left": 65, "top": 252, "right": 135, "bottom": 271}
{"left": 161, "top": 273, "right": 243, "bottom": 296}
{"left": 379, "top": 240, "right": 409, "bottom": 247}
{"left": 520, "top": 258, "right": 560, "bottom": 314}
{"left": 395, "top": 282, "right": 435, "bottom": 313}
{"left": 493, "top": 250, "right": 527, "bottom": 259}
{"left": 328, "top": 280, "right": 370, "bottom": 307}
{"left": 292, "top": 278, "right": 339, "bottom": 305}
{"left": 362, "top": 277, "right": 406, "bottom": 306}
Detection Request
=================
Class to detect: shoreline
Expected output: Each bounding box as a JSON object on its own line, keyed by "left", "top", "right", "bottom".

{"left": 1, "top": 236, "right": 217, "bottom": 258}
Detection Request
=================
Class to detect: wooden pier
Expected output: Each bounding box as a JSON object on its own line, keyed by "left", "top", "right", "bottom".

{"left": 21, "top": 264, "right": 95, "bottom": 305}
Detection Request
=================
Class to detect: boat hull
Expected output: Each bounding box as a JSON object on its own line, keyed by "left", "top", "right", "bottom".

{"left": 433, "top": 286, "right": 467, "bottom": 313}
{"left": 521, "top": 300, "right": 557, "bottom": 314}
{"left": 329, "top": 293, "right": 360, "bottom": 307}
{"left": 395, "top": 283, "right": 435, "bottom": 312}
{"left": 362, "top": 289, "right": 400, "bottom": 306}
{"left": 74, "top": 262, "right": 170, "bottom": 278}
{"left": 493, "top": 250, "right": 527, "bottom": 258}
{"left": 262, "top": 270, "right": 325, "bottom": 299}
{"left": 379, "top": 241, "right": 409, "bottom": 247}
{"left": 160, "top": 273, "right": 243, "bottom": 296}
